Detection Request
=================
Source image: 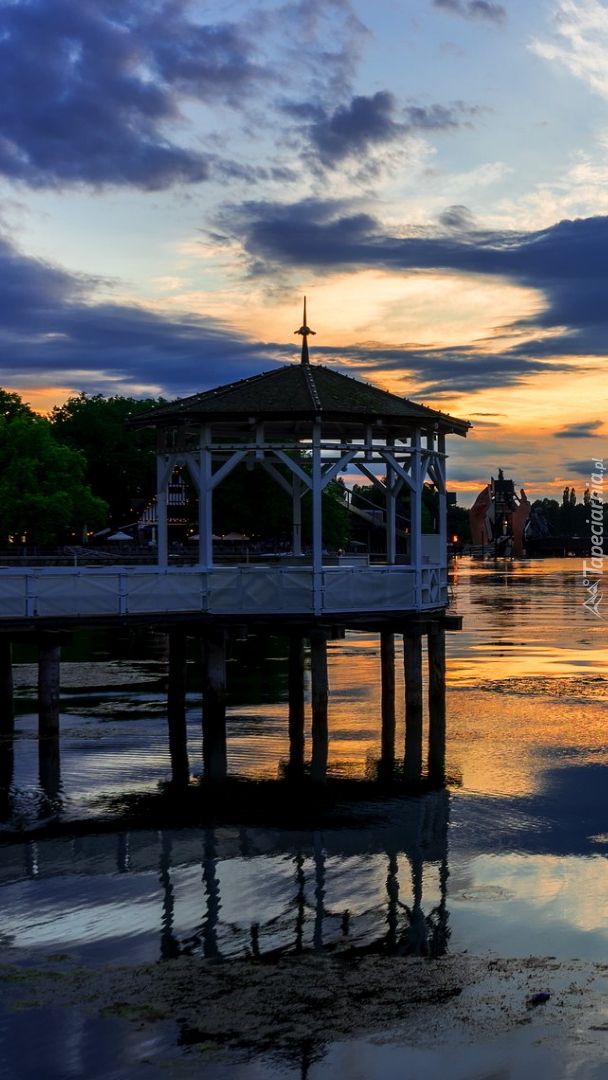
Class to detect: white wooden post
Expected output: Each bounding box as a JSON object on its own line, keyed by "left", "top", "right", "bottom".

{"left": 156, "top": 438, "right": 169, "bottom": 567}
{"left": 386, "top": 439, "right": 396, "bottom": 565}
{"left": 410, "top": 429, "right": 422, "bottom": 573}
{"left": 292, "top": 475, "right": 303, "bottom": 556}
{"left": 437, "top": 433, "right": 447, "bottom": 562}
{"left": 198, "top": 425, "right": 213, "bottom": 569}
{"left": 312, "top": 421, "right": 323, "bottom": 613}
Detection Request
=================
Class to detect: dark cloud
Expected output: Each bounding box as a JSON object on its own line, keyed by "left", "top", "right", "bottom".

{"left": 286, "top": 92, "right": 471, "bottom": 166}
{"left": 228, "top": 200, "right": 608, "bottom": 360}
{"left": 315, "top": 343, "right": 571, "bottom": 395}
{"left": 433, "top": 0, "right": 506, "bottom": 22}
{"left": 0, "top": 0, "right": 265, "bottom": 189}
{"left": 438, "top": 205, "right": 476, "bottom": 230}
{"left": 553, "top": 422, "right": 604, "bottom": 439}
{"left": 565, "top": 461, "right": 602, "bottom": 478}
{"left": 0, "top": 233, "right": 283, "bottom": 395}
{"left": 0, "top": 223, "right": 574, "bottom": 403}
{"left": 307, "top": 92, "right": 407, "bottom": 164}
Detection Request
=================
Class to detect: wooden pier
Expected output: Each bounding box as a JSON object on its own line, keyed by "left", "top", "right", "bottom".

{"left": 0, "top": 312, "right": 469, "bottom": 803}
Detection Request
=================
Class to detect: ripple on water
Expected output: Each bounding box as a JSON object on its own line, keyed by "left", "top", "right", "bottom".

{"left": 475, "top": 676, "right": 608, "bottom": 698}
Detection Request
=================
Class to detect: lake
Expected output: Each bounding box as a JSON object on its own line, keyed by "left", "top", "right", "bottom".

{"left": 1, "top": 556, "right": 608, "bottom": 1078}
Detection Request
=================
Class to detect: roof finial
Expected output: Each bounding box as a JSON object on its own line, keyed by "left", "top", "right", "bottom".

{"left": 295, "top": 295, "right": 316, "bottom": 365}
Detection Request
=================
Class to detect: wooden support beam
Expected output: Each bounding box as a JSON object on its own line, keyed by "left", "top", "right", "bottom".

{"left": 167, "top": 628, "right": 189, "bottom": 786}
{"left": 380, "top": 631, "right": 395, "bottom": 778}
{"left": 403, "top": 630, "right": 423, "bottom": 783}
{"left": 427, "top": 624, "right": 446, "bottom": 784}
{"left": 310, "top": 629, "right": 329, "bottom": 784}
{"left": 201, "top": 629, "right": 228, "bottom": 783}
{"left": 288, "top": 634, "right": 305, "bottom": 776}
{"left": 38, "top": 635, "right": 61, "bottom": 736}
{"left": 38, "top": 634, "right": 62, "bottom": 800}
{"left": 0, "top": 638, "right": 14, "bottom": 737}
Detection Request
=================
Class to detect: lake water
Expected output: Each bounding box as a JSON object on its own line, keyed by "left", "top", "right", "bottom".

{"left": 2, "top": 556, "right": 608, "bottom": 1078}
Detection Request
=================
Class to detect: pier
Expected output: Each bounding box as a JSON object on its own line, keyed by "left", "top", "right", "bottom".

{"left": 0, "top": 312, "right": 469, "bottom": 801}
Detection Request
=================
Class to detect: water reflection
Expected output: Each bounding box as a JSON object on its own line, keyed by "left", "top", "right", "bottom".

{"left": 1, "top": 560, "right": 608, "bottom": 964}
{"left": 0, "top": 792, "right": 450, "bottom": 963}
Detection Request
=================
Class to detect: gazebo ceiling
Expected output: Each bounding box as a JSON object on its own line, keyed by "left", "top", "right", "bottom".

{"left": 132, "top": 362, "right": 470, "bottom": 438}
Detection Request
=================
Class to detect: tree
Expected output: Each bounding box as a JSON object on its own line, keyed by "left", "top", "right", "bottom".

{"left": 50, "top": 393, "right": 164, "bottom": 527}
{"left": 350, "top": 481, "right": 436, "bottom": 532}
{"left": 0, "top": 411, "right": 107, "bottom": 544}
{"left": 211, "top": 461, "right": 350, "bottom": 548}
{"left": 447, "top": 504, "right": 471, "bottom": 544}
{"left": 0, "top": 389, "right": 35, "bottom": 421}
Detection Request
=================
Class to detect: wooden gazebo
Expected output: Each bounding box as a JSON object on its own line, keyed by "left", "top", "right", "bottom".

{"left": 131, "top": 304, "right": 469, "bottom": 618}
{"left": 0, "top": 305, "right": 470, "bottom": 792}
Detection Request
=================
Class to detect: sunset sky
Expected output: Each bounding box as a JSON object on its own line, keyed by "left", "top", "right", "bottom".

{"left": 1, "top": 0, "right": 607, "bottom": 503}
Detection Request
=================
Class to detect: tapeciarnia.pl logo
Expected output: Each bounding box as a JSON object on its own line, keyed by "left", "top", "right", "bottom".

{"left": 582, "top": 458, "right": 605, "bottom": 619}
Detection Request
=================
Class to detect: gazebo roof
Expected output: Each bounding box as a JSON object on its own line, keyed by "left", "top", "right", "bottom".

{"left": 132, "top": 362, "right": 470, "bottom": 437}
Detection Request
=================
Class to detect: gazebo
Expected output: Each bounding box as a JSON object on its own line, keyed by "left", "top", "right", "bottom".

{"left": 0, "top": 305, "right": 471, "bottom": 792}
{"left": 131, "top": 302, "right": 470, "bottom": 619}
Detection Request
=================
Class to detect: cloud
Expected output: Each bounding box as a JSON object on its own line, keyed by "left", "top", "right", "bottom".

{"left": 438, "top": 205, "right": 477, "bottom": 230}
{"left": 0, "top": 223, "right": 574, "bottom": 403}
{"left": 317, "top": 343, "right": 570, "bottom": 395}
{"left": 531, "top": 1, "right": 608, "bottom": 100}
{"left": 226, "top": 200, "right": 608, "bottom": 359}
{"left": 432, "top": 0, "right": 506, "bottom": 23}
{"left": 553, "top": 421, "right": 604, "bottom": 439}
{"left": 0, "top": 0, "right": 265, "bottom": 189}
{"left": 565, "top": 460, "right": 602, "bottom": 477}
{"left": 286, "top": 92, "right": 473, "bottom": 167}
{"left": 0, "top": 233, "right": 282, "bottom": 396}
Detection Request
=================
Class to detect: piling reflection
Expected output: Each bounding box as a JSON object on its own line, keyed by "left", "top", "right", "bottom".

{"left": 0, "top": 737, "right": 13, "bottom": 822}
{"left": 38, "top": 734, "right": 64, "bottom": 822}
{"left": 143, "top": 790, "right": 452, "bottom": 962}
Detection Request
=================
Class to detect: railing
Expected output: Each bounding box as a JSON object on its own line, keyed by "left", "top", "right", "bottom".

{"left": 0, "top": 563, "right": 448, "bottom": 622}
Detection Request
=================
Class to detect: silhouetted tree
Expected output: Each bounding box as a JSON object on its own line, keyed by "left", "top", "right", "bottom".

{"left": 50, "top": 393, "right": 164, "bottom": 527}
{"left": 0, "top": 404, "right": 107, "bottom": 543}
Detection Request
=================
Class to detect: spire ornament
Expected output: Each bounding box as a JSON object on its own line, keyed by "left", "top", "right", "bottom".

{"left": 295, "top": 296, "right": 316, "bottom": 365}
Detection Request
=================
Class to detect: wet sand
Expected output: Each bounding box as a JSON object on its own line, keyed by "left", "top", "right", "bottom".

{"left": 4, "top": 949, "right": 608, "bottom": 1074}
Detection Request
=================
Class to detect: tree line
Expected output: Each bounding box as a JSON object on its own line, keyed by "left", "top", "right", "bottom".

{"left": 0, "top": 389, "right": 159, "bottom": 544}
{"left": 0, "top": 389, "right": 350, "bottom": 547}
{"left": 3, "top": 386, "right": 592, "bottom": 547}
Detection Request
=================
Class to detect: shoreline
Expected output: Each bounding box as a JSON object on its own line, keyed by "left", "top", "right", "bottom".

{"left": 4, "top": 949, "right": 608, "bottom": 1074}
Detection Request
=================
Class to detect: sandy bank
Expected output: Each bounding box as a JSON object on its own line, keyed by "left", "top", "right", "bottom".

{"left": 3, "top": 949, "right": 608, "bottom": 1065}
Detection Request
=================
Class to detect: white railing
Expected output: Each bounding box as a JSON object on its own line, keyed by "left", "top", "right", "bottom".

{"left": 0, "top": 564, "right": 448, "bottom": 621}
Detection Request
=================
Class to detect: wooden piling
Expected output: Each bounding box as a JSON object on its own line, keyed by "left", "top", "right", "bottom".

{"left": 38, "top": 635, "right": 61, "bottom": 736}
{"left": 427, "top": 623, "right": 446, "bottom": 784}
{"left": 403, "top": 630, "right": 423, "bottom": 783}
{"left": 288, "top": 634, "right": 306, "bottom": 776}
{"left": 201, "top": 629, "right": 228, "bottom": 783}
{"left": 309, "top": 629, "right": 329, "bottom": 784}
{"left": 167, "top": 628, "right": 189, "bottom": 785}
{"left": 380, "top": 631, "right": 396, "bottom": 777}
{"left": 0, "top": 638, "right": 14, "bottom": 737}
